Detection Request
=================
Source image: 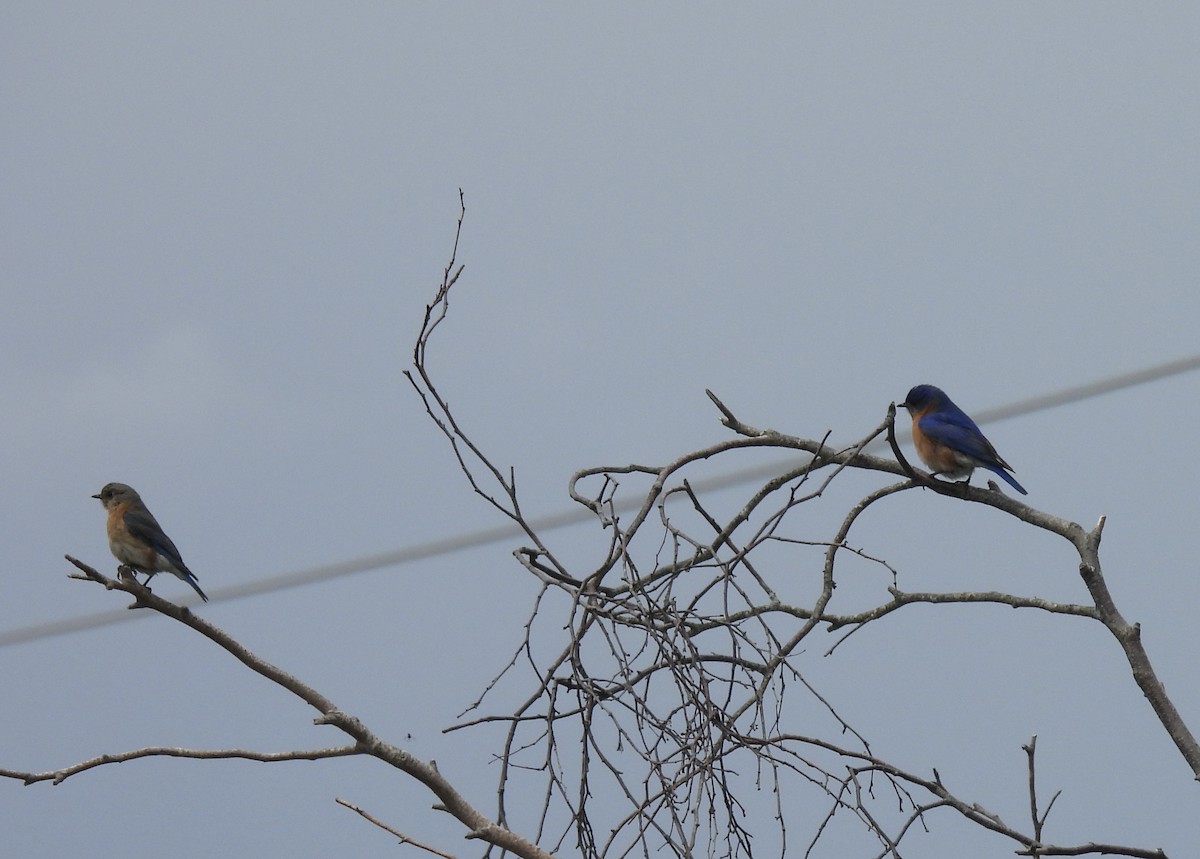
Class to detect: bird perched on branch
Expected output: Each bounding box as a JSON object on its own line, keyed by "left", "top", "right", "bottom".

{"left": 899, "top": 385, "right": 1027, "bottom": 495}
{"left": 92, "top": 482, "right": 209, "bottom": 601}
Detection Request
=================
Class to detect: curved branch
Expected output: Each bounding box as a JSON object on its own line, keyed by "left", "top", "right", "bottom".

{"left": 57, "top": 556, "right": 560, "bottom": 859}
{"left": 883, "top": 406, "right": 1200, "bottom": 779}
{"left": 5, "top": 745, "right": 360, "bottom": 786}
{"left": 1071, "top": 518, "right": 1200, "bottom": 779}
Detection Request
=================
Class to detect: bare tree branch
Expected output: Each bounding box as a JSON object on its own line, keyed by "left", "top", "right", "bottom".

{"left": 336, "top": 798, "right": 457, "bottom": 858}
{"left": 397, "top": 209, "right": 1184, "bottom": 857}
{"left": 43, "top": 556, "right": 561, "bottom": 859}
{"left": 885, "top": 408, "right": 1200, "bottom": 779}
{"left": 5, "top": 745, "right": 361, "bottom": 786}
{"left": 9, "top": 199, "right": 1182, "bottom": 859}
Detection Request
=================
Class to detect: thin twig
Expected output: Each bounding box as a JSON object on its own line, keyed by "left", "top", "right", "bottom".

{"left": 336, "top": 797, "right": 457, "bottom": 858}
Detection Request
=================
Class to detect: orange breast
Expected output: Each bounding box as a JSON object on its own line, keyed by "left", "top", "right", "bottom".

{"left": 105, "top": 502, "right": 159, "bottom": 570}
{"left": 911, "top": 413, "right": 971, "bottom": 476}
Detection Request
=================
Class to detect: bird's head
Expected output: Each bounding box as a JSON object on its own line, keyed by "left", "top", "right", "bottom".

{"left": 92, "top": 482, "right": 141, "bottom": 508}
{"left": 900, "top": 384, "right": 948, "bottom": 413}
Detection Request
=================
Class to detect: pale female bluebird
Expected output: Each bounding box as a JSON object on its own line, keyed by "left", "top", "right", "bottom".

{"left": 92, "top": 483, "right": 209, "bottom": 601}
{"left": 899, "top": 385, "right": 1027, "bottom": 495}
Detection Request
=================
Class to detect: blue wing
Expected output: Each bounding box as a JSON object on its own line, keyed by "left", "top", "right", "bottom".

{"left": 917, "top": 406, "right": 1006, "bottom": 468}
{"left": 122, "top": 506, "right": 209, "bottom": 599}
{"left": 123, "top": 508, "right": 188, "bottom": 571}
{"left": 918, "top": 406, "right": 1027, "bottom": 494}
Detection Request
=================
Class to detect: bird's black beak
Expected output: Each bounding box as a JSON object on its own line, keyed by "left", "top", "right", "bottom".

{"left": 91, "top": 493, "right": 102, "bottom": 500}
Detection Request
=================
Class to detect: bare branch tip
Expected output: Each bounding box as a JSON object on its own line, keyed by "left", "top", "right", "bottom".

{"left": 705, "top": 389, "right": 736, "bottom": 421}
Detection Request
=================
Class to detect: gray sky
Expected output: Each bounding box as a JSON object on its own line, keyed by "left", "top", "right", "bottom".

{"left": 4, "top": 5, "right": 1199, "bottom": 857}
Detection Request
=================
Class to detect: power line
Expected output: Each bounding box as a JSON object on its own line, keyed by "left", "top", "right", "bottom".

{"left": 6, "top": 353, "right": 1199, "bottom": 648}
{"left": 969, "top": 352, "right": 1200, "bottom": 424}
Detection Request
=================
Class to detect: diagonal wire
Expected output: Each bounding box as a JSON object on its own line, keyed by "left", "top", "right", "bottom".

{"left": 4, "top": 353, "right": 1199, "bottom": 648}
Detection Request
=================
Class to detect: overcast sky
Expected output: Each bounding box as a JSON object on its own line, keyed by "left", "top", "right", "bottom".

{"left": 4, "top": 5, "right": 1199, "bottom": 857}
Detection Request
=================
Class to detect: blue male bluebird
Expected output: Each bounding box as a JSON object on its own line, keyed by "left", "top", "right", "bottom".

{"left": 92, "top": 482, "right": 209, "bottom": 601}
{"left": 899, "top": 385, "right": 1027, "bottom": 495}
